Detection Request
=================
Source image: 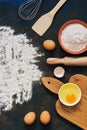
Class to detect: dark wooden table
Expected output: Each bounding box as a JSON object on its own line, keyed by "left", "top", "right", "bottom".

{"left": 0, "top": 0, "right": 87, "bottom": 130}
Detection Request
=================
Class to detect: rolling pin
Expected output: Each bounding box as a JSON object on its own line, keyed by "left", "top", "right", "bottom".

{"left": 47, "top": 56, "right": 87, "bottom": 66}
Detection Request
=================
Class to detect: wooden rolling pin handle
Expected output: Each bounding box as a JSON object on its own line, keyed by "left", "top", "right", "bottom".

{"left": 47, "top": 56, "right": 87, "bottom": 66}
{"left": 47, "top": 58, "right": 63, "bottom": 65}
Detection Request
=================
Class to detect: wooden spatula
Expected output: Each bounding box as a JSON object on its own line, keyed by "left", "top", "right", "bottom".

{"left": 32, "top": 0, "right": 68, "bottom": 36}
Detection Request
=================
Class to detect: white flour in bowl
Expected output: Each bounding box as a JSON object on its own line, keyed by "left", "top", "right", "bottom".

{"left": 61, "top": 23, "right": 87, "bottom": 52}
{"left": 0, "top": 26, "right": 43, "bottom": 112}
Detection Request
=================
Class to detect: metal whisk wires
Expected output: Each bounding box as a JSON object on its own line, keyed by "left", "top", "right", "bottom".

{"left": 18, "top": 0, "right": 42, "bottom": 20}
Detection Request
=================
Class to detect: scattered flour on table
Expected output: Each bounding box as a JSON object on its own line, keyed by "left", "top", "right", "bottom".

{"left": 61, "top": 23, "right": 87, "bottom": 52}
{"left": 0, "top": 26, "right": 43, "bottom": 112}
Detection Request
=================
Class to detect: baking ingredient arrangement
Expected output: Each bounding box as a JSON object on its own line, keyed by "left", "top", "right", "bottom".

{"left": 0, "top": 0, "right": 87, "bottom": 130}
{"left": 31, "top": 0, "right": 87, "bottom": 128}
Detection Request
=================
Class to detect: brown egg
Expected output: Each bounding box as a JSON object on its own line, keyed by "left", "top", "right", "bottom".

{"left": 43, "top": 40, "right": 56, "bottom": 50}
{"left": 40, "top": 110, "right": 51, "bottom": 125}
{"left": 24, "top": 112, "right": 36, "bottom": 125}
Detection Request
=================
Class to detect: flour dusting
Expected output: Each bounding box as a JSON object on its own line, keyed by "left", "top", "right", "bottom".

{"left": 0, "top": 26, "right": 43, "bottom": 112}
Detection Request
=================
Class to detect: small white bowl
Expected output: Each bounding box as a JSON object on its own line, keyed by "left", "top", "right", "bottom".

{"left": 58, "top": 83, "right": 81, "bottom": 106}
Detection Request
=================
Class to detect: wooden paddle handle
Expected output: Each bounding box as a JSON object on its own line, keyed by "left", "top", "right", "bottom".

{"left": 47, "top": 56, "right": 87, "bottom": 66}
{"left": 50, "top": 0, "right": 68, "bottom": 16}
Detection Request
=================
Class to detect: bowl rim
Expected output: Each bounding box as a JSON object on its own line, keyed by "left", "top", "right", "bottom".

{"left": 58, "top": 19, "right": 87, "bottom": 55}
{"left": 58, "top": 82, "right": 82, "bottom": 106}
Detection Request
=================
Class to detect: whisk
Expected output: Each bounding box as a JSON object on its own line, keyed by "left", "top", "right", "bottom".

{"left": 18, "top": 0, "right": 42, "bottom": 20}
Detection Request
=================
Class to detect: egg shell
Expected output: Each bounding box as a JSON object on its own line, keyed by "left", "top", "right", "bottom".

{"left": 54, "top": 66, "right": 65, "bottom": 78}
{"left": 24, "top": 112, "right": 36, "bottom": 125}
{"left": 43, "top": 40, "right": 56, "bottom": 50}
{"left": 40, "top": 110, "right": 51, "bottom": 125}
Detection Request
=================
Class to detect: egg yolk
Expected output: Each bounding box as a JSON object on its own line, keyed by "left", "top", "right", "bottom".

{"left": 66, "top": 93, "right": 76, "bottom": 103}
